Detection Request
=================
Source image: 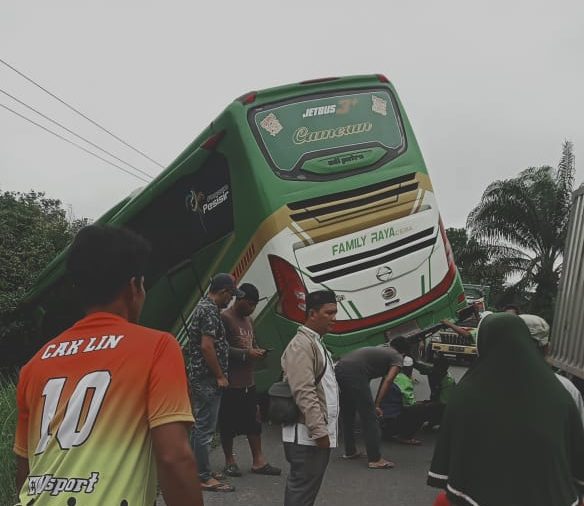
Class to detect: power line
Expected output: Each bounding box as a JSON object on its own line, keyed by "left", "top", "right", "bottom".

{"left": 0, "top": 102, "right": 151, "bottom": 184}
{"left": 0, "top": 56, "right": 165, "bottom": 169}
{"left": 0, "top": 87, "right": 155, "bottom": 180}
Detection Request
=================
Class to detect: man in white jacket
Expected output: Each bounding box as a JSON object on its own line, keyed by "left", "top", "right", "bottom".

{"left": 281, "top": 290, "right": 339, "bottom": 506}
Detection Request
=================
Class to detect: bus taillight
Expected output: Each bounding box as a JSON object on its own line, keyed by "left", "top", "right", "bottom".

{"left": 201, "top": 131, "right": 225, "bottom": 150}
{"left": 268, "top": 255, "right": 306, "bottom": 323}
{"left": 237, "top": 91, "right": 257, "bottom": 104}
{"left": 377, "top": 74, "right": 390, "bottom": 83}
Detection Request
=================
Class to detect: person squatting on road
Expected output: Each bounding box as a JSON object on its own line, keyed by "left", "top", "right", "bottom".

{"left": 378, "top": 356, "right": 445, "bottom": 445}
{"left": 428, "top": 312, "right": 584, "bottom": 506}
{"left": 413, "top": 353, "right": 456, "bottom": 429}
{"left": 334, "top": 336, "right": 409, "bottom": 468}
{"left": 13, "top": 225, "right": 203, "bottom": 506}
{"left": 219, "top": 282, "right": 281, "bottom": 477}
{"left": 281, "top": 290, "right": 339, "bottom": 506}
{"left": 186, "top": 272, "right": 242, "bottom": 492}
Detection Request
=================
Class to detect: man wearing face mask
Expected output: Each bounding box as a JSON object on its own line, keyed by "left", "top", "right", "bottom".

{"left": 186, "top": 273, "right": 243, "bottom": 492}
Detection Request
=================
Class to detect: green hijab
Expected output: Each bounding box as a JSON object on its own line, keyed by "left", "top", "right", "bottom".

{"left": 428, "top": 313, "right": 584, "bottom": 506}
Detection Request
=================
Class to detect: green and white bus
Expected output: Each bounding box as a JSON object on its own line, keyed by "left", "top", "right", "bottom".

{"left": 24, "top": 75, "right": 466, "bottom": 390}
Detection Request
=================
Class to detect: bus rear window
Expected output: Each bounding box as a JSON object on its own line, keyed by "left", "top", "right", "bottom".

{"left": 250, "top": 88, "right": 405, "bottom": 180}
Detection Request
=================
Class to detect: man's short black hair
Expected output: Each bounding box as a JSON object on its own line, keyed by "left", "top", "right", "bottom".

{"left": 390, "top": 336, "right": 409, "bottom": 355}
{"left": 66, "top": 225, "right": 151, "bottom": 308}
{"left": 306, "top": 290, "right": 337, "bottom": 315}
{"left": 237, "top": 283, "right": 259, "bottom": 303}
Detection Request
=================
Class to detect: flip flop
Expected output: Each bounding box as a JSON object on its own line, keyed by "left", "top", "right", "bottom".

{"left": 251, "top": 463, "right": 282, "bottom": 476}
{"left": 201, "top": 481, "right": 236, "bottom": 492}
{"left": 368, "top": 460, "right": 395, "bottom": 469}
{"left": 341, "top": 452, "right": 363, "bottom": 460}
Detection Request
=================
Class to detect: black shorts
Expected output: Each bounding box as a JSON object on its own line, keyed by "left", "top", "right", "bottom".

{"left": 218, "top": 385, "right": 262, "bottom": 437}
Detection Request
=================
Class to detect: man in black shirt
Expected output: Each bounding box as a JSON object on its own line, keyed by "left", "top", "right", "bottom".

{"left": 335, "top": 337, "right": 408, "bottom": 469}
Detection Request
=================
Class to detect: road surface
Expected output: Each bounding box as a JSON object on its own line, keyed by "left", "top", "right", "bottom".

{"left": 157, "top": 365, "right": 467, "bottom": 505}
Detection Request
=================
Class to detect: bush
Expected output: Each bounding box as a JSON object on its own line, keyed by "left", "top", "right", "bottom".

{"left": 0, "top": 374, "right": 17, "bottom": 504}
{"left": 0, "top": 190, "right": 89, "bottom": 367}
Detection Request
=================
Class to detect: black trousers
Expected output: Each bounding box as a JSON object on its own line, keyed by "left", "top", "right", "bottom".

{"left": 335, "top": 365, "right": 381, "bottom": 462}
{"left": 284, "top": 442, "right": 331, "bottom": 506}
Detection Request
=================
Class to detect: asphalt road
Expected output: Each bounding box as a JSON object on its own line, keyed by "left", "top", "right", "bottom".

{"left": 157, "top": 365, "right": 468, "bottom": 506}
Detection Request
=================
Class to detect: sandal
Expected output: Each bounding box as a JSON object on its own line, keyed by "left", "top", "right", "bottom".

{"left": 223, "top": 463, "right": 242, "bottom": 477}
{"left": 368, "top": 460, "right": 395, "bottom": 469}
{"left": 201, "top": 480, "right": 236, "bottom": 492}
{"left": 251, "top": 463, "right": 282, "bottom": 476}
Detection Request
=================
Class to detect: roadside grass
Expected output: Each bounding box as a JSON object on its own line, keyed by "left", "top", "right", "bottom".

{"left": 0, "top": 373, "right": 17, "bottom": 505}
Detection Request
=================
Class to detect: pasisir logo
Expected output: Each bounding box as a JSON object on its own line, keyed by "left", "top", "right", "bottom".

{"left": 186, "top": 185, "right": 230, "bottom": 215}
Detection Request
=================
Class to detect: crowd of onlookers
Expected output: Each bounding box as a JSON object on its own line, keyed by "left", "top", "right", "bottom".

{"left": 278, "top": 292, "right": 584, "bottom": 506}
{"left": 11, "top": 224, "right": 584, "bottom": 506}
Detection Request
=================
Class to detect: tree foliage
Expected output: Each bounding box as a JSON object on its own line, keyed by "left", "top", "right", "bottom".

{"left": 446, "top": 227, "right": 508, "bottom": 306}
{"left": 0, "top": 190, "right": 88, "bottom": 361}
{"left": 465, "top": 141, "right": 576, "bottom": 322}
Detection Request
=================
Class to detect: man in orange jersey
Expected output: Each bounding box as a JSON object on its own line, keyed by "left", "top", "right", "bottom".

{"left": 13, "top": 225, "right": 203, "bottom": 506}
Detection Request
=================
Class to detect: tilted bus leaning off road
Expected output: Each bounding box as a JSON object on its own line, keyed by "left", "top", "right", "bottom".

{"left": 24, "top": 75, "right": 466, "bottom": 391}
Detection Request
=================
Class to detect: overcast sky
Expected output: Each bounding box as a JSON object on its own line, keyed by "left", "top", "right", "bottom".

{"left": 1, "top": 1, "right": 583, "bottom": 228}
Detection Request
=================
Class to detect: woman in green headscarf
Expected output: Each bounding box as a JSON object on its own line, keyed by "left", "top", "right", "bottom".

{"left": 427, "top": 313, "right": 584, "bottom": 506}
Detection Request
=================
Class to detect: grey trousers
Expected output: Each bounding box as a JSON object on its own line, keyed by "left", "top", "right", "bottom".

{"left": 284, "top": 442, "right": 331, "bottom": 506}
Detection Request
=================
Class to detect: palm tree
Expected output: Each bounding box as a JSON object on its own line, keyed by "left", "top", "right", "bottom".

{"left": 447, "top": 227, "right": 510, "bottom": 306}
{"left": 466, "top": 141, "right": 575, "bottom": 322}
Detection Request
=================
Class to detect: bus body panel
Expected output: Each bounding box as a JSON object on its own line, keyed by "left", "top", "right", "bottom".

{"left": 22, "top": 75, "right": 466, "bottom": 391}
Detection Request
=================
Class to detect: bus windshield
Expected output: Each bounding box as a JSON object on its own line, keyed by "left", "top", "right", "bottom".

{"left": 250, "top": 88, "right": 406, "bottom": 180}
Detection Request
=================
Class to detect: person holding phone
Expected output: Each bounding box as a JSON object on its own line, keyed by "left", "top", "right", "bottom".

{"left": 219, "top": 283, "right": 281, "bottom": 477}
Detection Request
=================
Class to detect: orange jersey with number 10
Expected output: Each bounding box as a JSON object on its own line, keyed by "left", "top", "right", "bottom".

{"left": 14, "top": 312, "right": 194, "bottom": 506}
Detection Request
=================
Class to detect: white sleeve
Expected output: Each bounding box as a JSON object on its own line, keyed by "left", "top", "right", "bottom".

{"left": 556, "top": 373, "right": 584, "bottom": 428}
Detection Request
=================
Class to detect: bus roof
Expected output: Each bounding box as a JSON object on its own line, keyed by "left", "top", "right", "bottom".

{"left": 237, "top": 74, "right": 391, "bottom": 106}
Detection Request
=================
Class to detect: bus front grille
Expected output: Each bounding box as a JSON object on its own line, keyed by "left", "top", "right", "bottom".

{"left": 305, "top": 227, "right": 437, "bottom": 283}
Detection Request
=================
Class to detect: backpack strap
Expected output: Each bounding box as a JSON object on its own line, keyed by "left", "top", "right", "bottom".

{"left": 315, "top": 350, "right": 328, "bottom": 385}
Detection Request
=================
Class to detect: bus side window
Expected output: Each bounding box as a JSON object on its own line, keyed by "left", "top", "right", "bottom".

{"left": 127, "top": 152, "right": 234, "bottom": 280}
